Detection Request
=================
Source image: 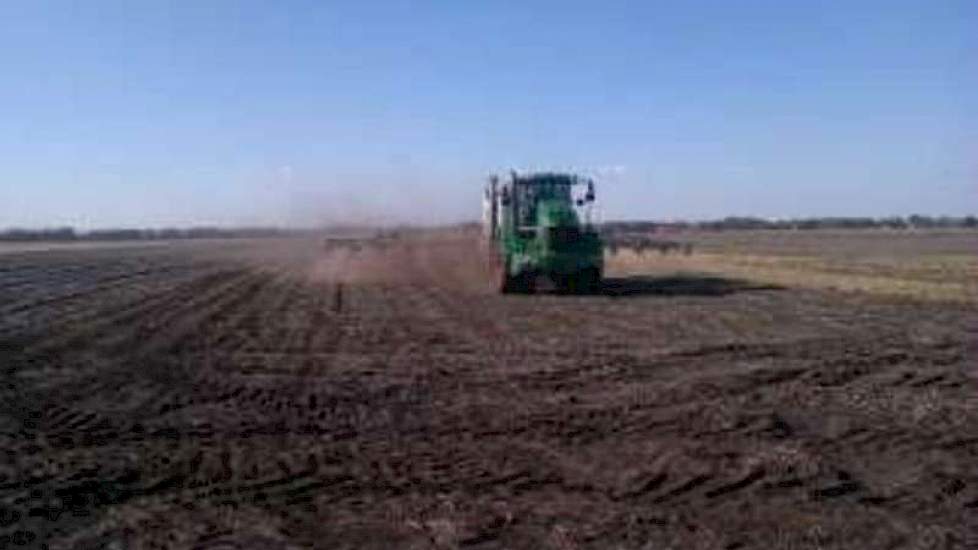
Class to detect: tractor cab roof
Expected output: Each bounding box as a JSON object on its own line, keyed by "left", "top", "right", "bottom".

{"left": 510, "top": 172, "right": 583, "bottom": 186}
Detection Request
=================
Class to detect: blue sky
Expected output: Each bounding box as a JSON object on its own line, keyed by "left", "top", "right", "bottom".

{"left": 1, "top": 1, "right": 975, "bottom": 228}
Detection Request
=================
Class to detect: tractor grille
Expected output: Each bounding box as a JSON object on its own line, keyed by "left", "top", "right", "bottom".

{"left": 549, "top": 227, "right": 582, "bottom": 249}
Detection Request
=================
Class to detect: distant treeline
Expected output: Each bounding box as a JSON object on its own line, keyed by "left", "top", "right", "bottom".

{"left": 3, "top": 215, "right": 976, "bottom": 242}
{"left": 605, "top": 215, "right": 978, "bottom": 233}
{"left": 0, "top": 227, "right": 302, "bottom": 242}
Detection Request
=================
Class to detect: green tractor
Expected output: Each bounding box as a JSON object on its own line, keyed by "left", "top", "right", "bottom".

{"left": 483, "top": 172, "right": 604, "bottom": 294}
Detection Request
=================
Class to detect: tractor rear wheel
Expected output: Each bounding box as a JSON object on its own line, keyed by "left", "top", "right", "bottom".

{"left": 514, "top": 271, "right": 536, "bottom": 294}
{"left": 503, "top": 269, "right": 536, "bottom": 294}
{"left": 574, "top": 268, "right": 602, "bottom": 295}
{"left": 554, "top": 273, "right": 574, "bottom": 294}
{"left": 493, "top": 256, "right": 516, "bottom": 294}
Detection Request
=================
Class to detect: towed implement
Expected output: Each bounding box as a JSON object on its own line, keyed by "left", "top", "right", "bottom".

{"left": 483, "top": 171, "right": 603, "bottom": 293}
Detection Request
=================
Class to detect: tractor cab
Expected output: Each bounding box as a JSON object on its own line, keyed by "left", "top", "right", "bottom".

{"left": 509, "top": 173, "right": 595, "bottom": 230}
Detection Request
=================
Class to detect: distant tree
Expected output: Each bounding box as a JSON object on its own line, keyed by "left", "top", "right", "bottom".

{"left": 879, "top": 216, "right": 908, "bottom": 229}
{"left": 87, "top": 229, "right": 143, "bottom": 241}
{"left": 908, "top": 214, "right": 935, "bottom": 228}
{"left": 0, "top": 227, "right": 77, "bottom": 241}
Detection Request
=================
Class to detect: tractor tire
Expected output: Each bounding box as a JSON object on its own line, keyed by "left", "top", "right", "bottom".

{"left": 575, "top": 268, "right": 602, "bottom": 295}
{"left": 516, "top": 271, "right": 536, "bottom": 294}
{"left": 500, "top": 274, "right": 517, "bottom": 294}
{"left": 554, "top": 274, "right": 574, "bottom": 295}
{"left": 505, "top": 270, "right": 536, "bottom": 294}
{"left": 493, "top": 257, "right": 516, "bottom": 294}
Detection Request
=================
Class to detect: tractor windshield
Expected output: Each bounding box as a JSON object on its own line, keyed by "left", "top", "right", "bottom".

{"left": 514, "top": 180, "right": 574, "bottom": 227}
{"left": 534, "top": 181, "right": 572, "bottom": 201}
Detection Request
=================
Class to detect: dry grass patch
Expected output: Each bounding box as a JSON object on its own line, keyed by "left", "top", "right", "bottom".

{"left": 607, "top": 249, "right": 977, "bottom": 303}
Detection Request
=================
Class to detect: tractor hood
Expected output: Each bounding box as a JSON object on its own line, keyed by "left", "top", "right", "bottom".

{"left": 535, "top": 198, "right": 581, "bottom": 228}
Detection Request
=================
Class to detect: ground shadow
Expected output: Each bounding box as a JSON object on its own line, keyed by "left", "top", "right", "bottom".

{"left": 600, "top": 274, "right": 782, "bottom": 297}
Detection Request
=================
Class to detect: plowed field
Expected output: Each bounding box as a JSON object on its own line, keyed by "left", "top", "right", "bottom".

{"left": 1, "top": 235, "right": 975, "bottom": 549}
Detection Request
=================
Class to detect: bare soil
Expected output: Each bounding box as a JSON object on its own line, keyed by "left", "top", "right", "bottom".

{"left": 0, "top": 234, "right": 975, "bottom": 549}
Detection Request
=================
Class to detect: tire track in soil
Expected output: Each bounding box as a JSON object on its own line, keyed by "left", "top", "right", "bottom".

{"left": 116, "top": 272, "right": 290, "bottom": 421}
{"left": 11, "top": 267, "right": 242, "bottom": 360}
{"left": 0, "top": 266, "right": 167, "bottom": 315}
{"left": 32, "top": 270, "right": 264, "bottom": 408}
{"left": 4, "top": 269, "right": 274, "bottom": 471}
{"left": 1, "top": 248, "right": 392, "bottom": 547}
